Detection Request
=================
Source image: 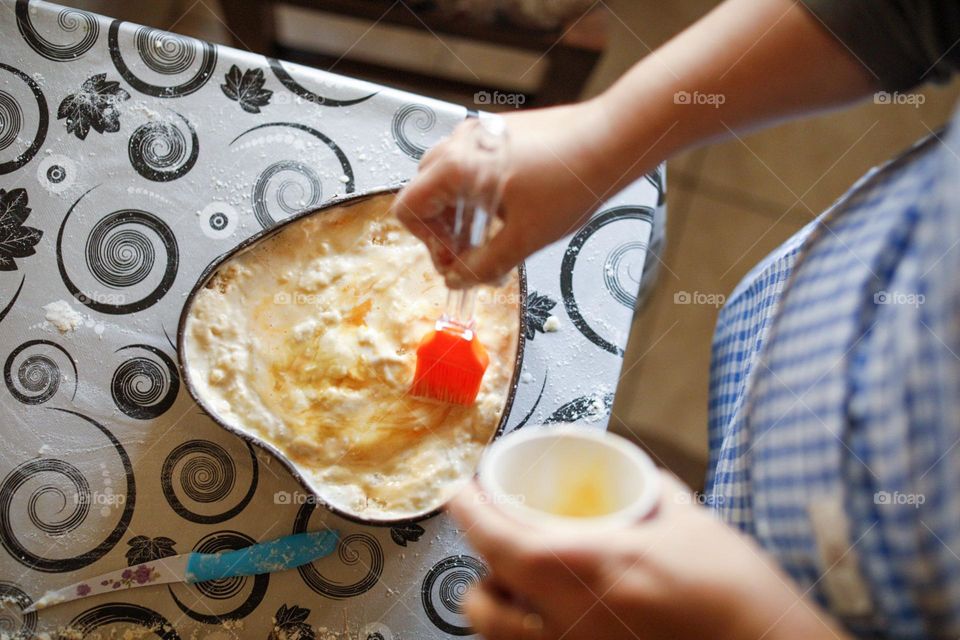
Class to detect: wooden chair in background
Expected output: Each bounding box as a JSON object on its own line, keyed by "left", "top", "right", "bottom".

{"left": 220, "top": 0, "right": 609, "bottom": 107}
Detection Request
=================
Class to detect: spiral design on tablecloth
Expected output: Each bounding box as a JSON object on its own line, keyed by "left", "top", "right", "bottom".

{"left": 87, "top": 214, "right": 156, "bottom": 288}
{"left": 0, "top": 92, "right": 22, "bottom": 151}
{"left": 391, "top": 103, "right": 437, "bottom": 160}
{"left": 0, "top": 409, "right": 135, "bottom": 572}
{"left": 268, "top": 58, "right": 376, "bottom": 107}
{"left": 13, "top": 355, "right": 57, "bottom": 403}
{"left": 0, "top": 63, "right": 48, "bottom": 175}
{"left": 0, "top": 582, "right": 36, "bottom": 640}
{"left": 4, "top": 340, "right": 78, "bottom": 405}
{"left": 134, "top": 26, "right": 196, "bottom": 74}
{"left": 111, "top": 344, "right": 179, "bottom": 419}
{"left": 67, "top": 604, "right": 179, "bottom": 640}
{"left": 169, "top": 531, "right": 268, "bottom": 623}
{"left": 561, "top": 205, "right": 655, "bottom": 356}
{"left": 603, "top": 241, "right": 647, "bottom": 308}
{"left": 251, "top": 160, "right": 322, "bottom": 229}
{"left": 294, "top": 504, "right": 383, "bottom": 599}
{"left": 128, "top": 111, "right": 198, "bottom": 182}
{"left": 161, "top": 439, "right": 258, "bottom": 524}
{"left": 59, "top": 188, "right": 179, "bottom": 314}
{"left": 24, "top": 460, "right": 90, "bottom": 534}
{"left": 180, "top": 441, "right": 233, "bottom": 504}
{"left": 16, "top": 0, "right": 99, "bottom": 61}
{"left": 109, "top": 20, "right": 216, "bottom": 98}
{"left": 422, "top": 555, "right": 487, "bottom": 636}
{"left": 0, "top": 277, "right": 24, "bottom": 327}
{"left": 232, "top": 122, "right": 355, "bottom": 229}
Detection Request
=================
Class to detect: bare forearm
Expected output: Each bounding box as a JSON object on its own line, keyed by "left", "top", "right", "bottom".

{"left": 586, "top": 0, "right": 877, "bottom": 193}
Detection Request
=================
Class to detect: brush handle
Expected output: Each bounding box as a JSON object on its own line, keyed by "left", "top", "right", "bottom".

{"left": 184, "top": 530, "right": 339, "bottom": 582}
{"left": 442, "top": 116, "right": 508, "bottom": 326}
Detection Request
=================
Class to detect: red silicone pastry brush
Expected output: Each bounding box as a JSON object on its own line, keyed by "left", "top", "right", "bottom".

{"left": 411, "top": 116, "right": 507, "bottom": 405}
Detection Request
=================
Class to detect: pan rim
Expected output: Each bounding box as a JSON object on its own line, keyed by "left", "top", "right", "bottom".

{"left": 176, "top": 185, "right": 528, "bottom": 527}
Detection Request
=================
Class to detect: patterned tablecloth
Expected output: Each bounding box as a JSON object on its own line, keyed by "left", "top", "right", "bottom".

{"left": 0, "top": 1, "right": 665, "bottom": 637}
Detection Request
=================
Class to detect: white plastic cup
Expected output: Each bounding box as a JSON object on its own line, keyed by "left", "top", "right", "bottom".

{"left": 477, "top": 424, "right": 661, "bottom": 532}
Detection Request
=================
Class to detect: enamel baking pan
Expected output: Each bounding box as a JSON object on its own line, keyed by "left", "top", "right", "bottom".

{"left": 177, "top": 186, "right": 527, "bottom": 526}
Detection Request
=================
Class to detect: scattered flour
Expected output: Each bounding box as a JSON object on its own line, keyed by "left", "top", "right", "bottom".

{"left": 43, "top": 300, "right": 83, "bottom": 333}
{"left": 543, "top": 315, "right": 562, "bottom": 332}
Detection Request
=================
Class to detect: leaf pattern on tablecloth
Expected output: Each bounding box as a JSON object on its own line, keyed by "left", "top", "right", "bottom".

{"left": 390, "top": 523, "right": 425, "bottom": 547}
{"left": 525, "top": 290, "right": 557, "bottom": 340}
{"left": 545, "top": 392, "right": 614, "bottom": 424}
{"left": 0, "top": 188, "right": 42, "bottom": 272}
{"left": 125, "top": 536, "right": 177, "bottom": 566}
{"left": 269, "top": 604, "right": 315, "bottom": 640}
{"left": 0, "top": 1, "right": 659, "bottom": 635}
{"left": 57, "top": 73, "right": 130, "bottom": 140}
{"left": 221, "top": 65, "right": 273, "bottom": 114}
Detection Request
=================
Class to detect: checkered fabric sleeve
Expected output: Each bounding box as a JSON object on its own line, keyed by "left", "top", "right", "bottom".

{"left": 706, "top": 116, "right": 960, "bottom": 639}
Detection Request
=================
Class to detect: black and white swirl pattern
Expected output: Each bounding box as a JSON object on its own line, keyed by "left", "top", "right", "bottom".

{"left": 294, "top": 504, "right": 383, "bottom": 599}
{"left": 604, "top": 240, "right": 647, "bottom": 308}
{"left": 58, "top": 188, "right": 179, "bottom": 314}
{"left": 135, "top": 26, "right": 196, "bottom": 75}
{"left": 109, "top": 20, "right": 216, "bottom": 98}
{"left": 67, "top": 603, "right": 179, "bottom": 640}
{"left": 199, "top": 201, "right": 239, "bottom": 240}
{"left": 169, "top": 531, "right": 268, "bottom": 624}
{"left": 111, "top": 344, "right": 179, "bottom": 419}
{"left": 0, "top": 408, "right": 135, "bottom": 572}
{"left": 391, "top": 103, "right": 437, "bottom": 161}
{"left": 161, "top": 439, "right": 258, "bottom": 524}
{"left": 36, "top": 153, "right": 77, "bottom": 194}
{"left": 0, "top": 63, "right": 47, "bottom": 175}
{"left": 0, "top": 276, "right": 24, "bottom": 326}
{"left": 16, "top": 0, "right": 99, "bottom": 61}
{"left": 232, "top": 122, "right": 355, "bottom": 229}
{"left": 268, "top": 58, "right": 376, "bottom": 107}
{"left": 421, "top": 555, "right": 488, "bottom": 636}
{"left": 0, "top": 582, "right": 36, "bottom": 640}
{"left": 0, "top": 91, "right": 22, "bottom": 151}
{"left": 251, "top": 160, "right": 322, "bottom": 229}
{"left": 128, "top": 111, "right": 198, "bottom": 182}
{"left": 561, "top": 205, "right": 655, "bottom": 356}
{"left": 4, "top": 339, "right": 78, "bottom": 405}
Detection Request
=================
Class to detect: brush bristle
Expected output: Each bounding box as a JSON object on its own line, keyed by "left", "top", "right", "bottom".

{"left": 411, "top": 328, "right": 489, "bottom": 405}
{"left": 412, "top": 360, "right": 483, "bottom": 405}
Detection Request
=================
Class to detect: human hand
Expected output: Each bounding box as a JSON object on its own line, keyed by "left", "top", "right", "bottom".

{"left": 447, "top": 473, "right": 849, "bottom": 640}
{"left": 390, "top": 100, "right": 618, "bottom": 288}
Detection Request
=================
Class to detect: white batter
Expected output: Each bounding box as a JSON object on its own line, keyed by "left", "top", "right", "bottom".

{"left": 184, "top": 194, "right": 520, "bottom": 520}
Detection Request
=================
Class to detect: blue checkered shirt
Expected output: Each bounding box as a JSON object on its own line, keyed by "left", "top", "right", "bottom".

{"left": 706, "top": 118, "right": 960, "bottom": 639}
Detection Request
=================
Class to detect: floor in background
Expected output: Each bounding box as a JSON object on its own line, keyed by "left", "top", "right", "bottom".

{"left": 53, "top": 0, "right": 960, "bottom": 486}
